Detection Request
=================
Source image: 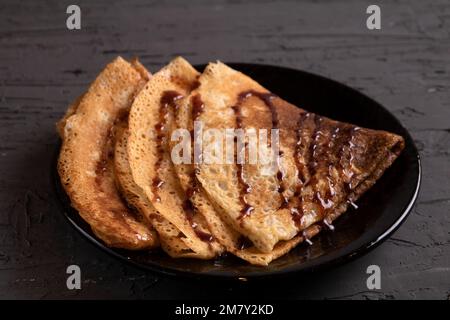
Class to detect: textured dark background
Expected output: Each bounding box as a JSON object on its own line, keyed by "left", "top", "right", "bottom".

{"left": 0, "top": 0, "right": 449, "bottom": 300}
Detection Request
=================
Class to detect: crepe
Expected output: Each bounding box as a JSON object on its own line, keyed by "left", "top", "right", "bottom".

{"left": 127, "top": 57, "right": 224, "bottom": 259}
{"left": 57, "top": 57, "right": 159, "bottom": 249}
{"left": 173, "top": 80, "right": 308, "bottom": 265}
{"left": 193, "top": 61, "right": 405, "bottom": 253}
{"left": 57, "top": 56, "right": 405, "bottom": 266}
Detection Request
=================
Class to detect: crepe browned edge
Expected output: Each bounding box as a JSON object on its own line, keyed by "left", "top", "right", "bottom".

{"left": 193, "top": 61, "right": 405, "bottom": 254}
{"left": 57, "top": 57, "right": 159, "bottom": 250}
{"left": 127, "top": 57, "right": 224, "bottom": 259}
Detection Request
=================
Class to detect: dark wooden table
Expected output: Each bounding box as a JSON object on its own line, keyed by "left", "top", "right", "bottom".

{"left": 0, "top": 0, "right": 449, "bottom": 300}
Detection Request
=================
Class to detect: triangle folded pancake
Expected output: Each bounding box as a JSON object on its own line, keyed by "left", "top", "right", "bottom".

{"left": 193, "top": 62, "right": 405, "bottom": 253}
{"left": 57, "top": 57, "right": 159, "bottom": 249}
{"left": 173, "top": 79, "right": 305, "bottom": 265}
{"left": 127, "top": 57, "right": 223, "bottom": 259}
{"left": 58, "top": 56, "right": 405, "bottom": 266}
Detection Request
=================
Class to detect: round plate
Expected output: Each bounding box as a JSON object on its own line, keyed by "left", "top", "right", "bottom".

{"left": 53, "top": 63, "right": 421, "bottom": 279}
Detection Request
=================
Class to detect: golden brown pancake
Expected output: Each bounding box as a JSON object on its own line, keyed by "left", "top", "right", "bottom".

{"left": 58, "top": 56, "right": 404, "bottom": 266}
{"left": 173, "top": 81, "right": 306, "bottom": 265}
{"left": 127, "top": 57, "right": 223, "bottom": 259}
{"left": 193, "top": 62, "right": 404, "bottom": 253}
{"left": 57, "top": 57, "right": 158, "bottom": 250}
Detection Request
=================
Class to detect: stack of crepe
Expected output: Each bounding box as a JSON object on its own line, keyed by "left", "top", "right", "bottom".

{"left": 57, "top": 57, "right": 404, "bottom": 266}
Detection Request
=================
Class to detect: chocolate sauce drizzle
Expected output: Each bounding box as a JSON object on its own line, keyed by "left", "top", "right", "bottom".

{"left": 228, "top": 89, "right": 360, "bottom": 243}
{"left": 255, "top": 92, "right": 291, "bottom": 209}
{"left": 338, "top": 126, "right": 358, "bottom": 194}
{"left": 191, "top": 94, "right": 205, "bottom": 121}
{"left": 232, "top": 90, "right": 291, "bottom": 220}
{"left": 183, "top": 200, "right": 214, "bottom": 242}
{"left": 301, "top": 116, "right": 359, "bottom": 240}
{"left": 182, "top": 94, "right": 214, "bottom": 243}
{"left": 231, "top": 93, "right": 254, "bottom": 220}
{"left": 289, "top": 112, "right": 310, "bottom": 229}
{"left": 303, "top": 114, "right": 338, "bottom": 234}
{"left": 94, "top": 110, "right": 130, "bottom": 185}
{"left": 152, "top": 90, "right": 184, "bottom": 202}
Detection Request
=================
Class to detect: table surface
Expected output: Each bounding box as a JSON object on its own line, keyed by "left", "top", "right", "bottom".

{"left": 0, "top": 0, "right": 449, "bottom": 300}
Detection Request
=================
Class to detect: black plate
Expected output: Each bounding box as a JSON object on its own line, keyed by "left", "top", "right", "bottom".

{"left": 53, "top": 63, "right": 421, "bottom": 279}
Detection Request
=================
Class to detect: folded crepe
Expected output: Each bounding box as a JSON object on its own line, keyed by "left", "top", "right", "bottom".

{"left": 173, "top": 71, "right": 308, "bottom": 265}
{"left": 57, "top": 57, "right": 159, "bottom": 249}
{"left": 191, "top": 62, "right": 405, "bottom": 254}
{"left": 58, "top": 56, "right": 405, "bottom": 266}
{"left": 127, "top": 57, "right": 224, "bottom": 259}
